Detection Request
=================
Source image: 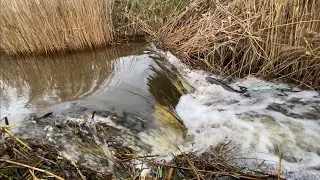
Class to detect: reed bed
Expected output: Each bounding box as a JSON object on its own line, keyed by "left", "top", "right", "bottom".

{"left": 1, "top": 0, "right": 319, "bottom": 88}
{"left": 146, "top": 0, "right": 320, "bottom": 89}
{"left": 0, "top": 0, "right": 114, "bottom": 54}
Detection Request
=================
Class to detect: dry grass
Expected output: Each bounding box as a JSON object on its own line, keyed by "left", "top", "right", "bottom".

{"left": 0, "top": 0, "right": 187, "bottom": 54}
{"left": 113, "top": 0, "right": 189, "bottom": 38}
{"left": 144, "top": 0, "right": 320, "bottom": 89}
{"left": 1, "top": 0, "right": 319, "bottom": 89}
{"left": 0, "top": 0, "right": 114, "bottom": 54}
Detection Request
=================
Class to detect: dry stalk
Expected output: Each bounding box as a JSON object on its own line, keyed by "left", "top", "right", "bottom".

{"left": 146, "top": 0, "right": 320, "bottom": 89}
{"left": 0, "top": 159, "right": 64, "bottom": 180}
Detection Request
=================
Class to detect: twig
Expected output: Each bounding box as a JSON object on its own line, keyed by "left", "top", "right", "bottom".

{"left": 0, "top": 159, "right": 64, "bottom": 180}
{"left": 179, "top": 148, "right": 201, "bottom": 180}
{"left": 0, "top": 124, "right": 16, "bottom": 129}
{"left": 71, "top": 161, "right": 86, "bottom": 180}
{"left": 167, "top": 167, "right": 174, "bottom": 180}
{"left": 29, "top": 169, "right": 38, "bottom": 180}
{"left": 278, "top": 152, "right": 283, "bottom": 180}
{"left": 4, "top": 117, "right": 9, "bottom": 125}
{"left": 13, "top": 147, "right": 29, "bottom": 160}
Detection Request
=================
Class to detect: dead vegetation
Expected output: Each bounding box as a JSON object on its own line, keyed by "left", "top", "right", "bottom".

{"left": 0, "top": 0, "right": 114, "bottom": 54}
{"left": 115, "top": 145, "right": 281, "bottom": 180}
{"left": 1, "top": 116, "right": 282, "bottom": 180}
{"left": 144, "top": 0, "right": 320, "bottom": 89}
{"left": 0, "top": 117, "right": 113, "bottom": 180}
{"left": 0, "top": 135, "right": 280, "bottom": 180}
{"left": 0, "top": 0, "right": 319, "bottom": 87}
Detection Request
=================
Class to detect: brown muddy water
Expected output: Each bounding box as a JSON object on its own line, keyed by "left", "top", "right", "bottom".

{"left": 0, "top": 43, "right": 191, "bottom": 131}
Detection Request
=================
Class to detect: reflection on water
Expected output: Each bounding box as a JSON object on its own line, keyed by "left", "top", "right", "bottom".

{"left": 0, "top": 44, "right": 143, "bottom": 122}
{"left": 0, "top": 43, "right": 190, "bottom": 133}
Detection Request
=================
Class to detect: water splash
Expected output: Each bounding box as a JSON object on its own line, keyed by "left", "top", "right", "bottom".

{"left": 162, "top": 51, "right": 320, "bottom": 179}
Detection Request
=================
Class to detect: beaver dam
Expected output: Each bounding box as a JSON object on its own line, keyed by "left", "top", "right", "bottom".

{"left": 1, "top": 43, "right": 320, "bottom": 179}
{"left": 1, "top": 0, "right": 320, "bottom": 179}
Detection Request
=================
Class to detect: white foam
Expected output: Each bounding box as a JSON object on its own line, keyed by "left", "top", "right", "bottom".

{"left": 162, "top": 51, "right": 320, "bottom": 179}
{"left": 138, "top": 127, "right": 185, "bottom": 156}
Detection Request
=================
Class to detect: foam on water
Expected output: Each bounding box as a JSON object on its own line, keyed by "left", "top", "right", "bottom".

{"left": 155, "top": 51, "right": 320, "bottom": 179}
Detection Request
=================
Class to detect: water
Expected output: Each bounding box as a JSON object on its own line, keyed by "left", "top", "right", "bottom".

{"left": 163, "top": 52, "right": 320, "bottom": 179}
{"left": 0, "top": 43, "right": 190, "bottom": 131}
{"left": 0, "top": 43, "right": 194, "bottom": 174}
{"left": 1, "top": 45, "right": 319, "bottom": 179}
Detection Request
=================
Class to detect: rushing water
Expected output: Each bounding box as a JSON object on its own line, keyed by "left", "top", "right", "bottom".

{"left": 164, "top": 52, "right": 320, "bottom": 179}
{"left": 1, "top": 44, "right": 319, "bottom": 179}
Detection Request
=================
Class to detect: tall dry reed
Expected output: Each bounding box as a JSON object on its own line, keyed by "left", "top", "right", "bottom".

{"left": 141, "top": 0, "right": 320, "bottom": 89}
{"left": 0, "top": 0, "right": 114, "bottom": 54}
{"left": 113, "top": 0, "right": 189, "bottom": 37}
{"left": 1, "top": 0, "right": 319, "bottom": 88}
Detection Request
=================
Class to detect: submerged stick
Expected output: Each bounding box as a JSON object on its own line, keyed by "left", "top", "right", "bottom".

{"left": 0, "top": 117, "right": 31, "bottom": 149}
{"left": 278, "top": 152, "right": 283, "bottom": 180}
{"left": 0, "top": 159, "right": 64, "bottom": 180}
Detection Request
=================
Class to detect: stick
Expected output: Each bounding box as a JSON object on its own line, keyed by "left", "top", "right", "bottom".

{"left": 179, "top": 148, "right": 201, "bottom": 180}
{"left": 278, "top": 152, "right": 283, "bottom": 180}
{"left": 167, "top": 167, "right": 174, "bottom": 180}
{"left": 29, "top": 169, "right": 38, "bottom": 180}
{"left": 0, "top": 159, "right": 64, "bottom": 180}
{"left": 71, "top": 161, "right": 86, "bottom": 180}
{"left": 4, "top": 117, "right": 9, "bottom": 125}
